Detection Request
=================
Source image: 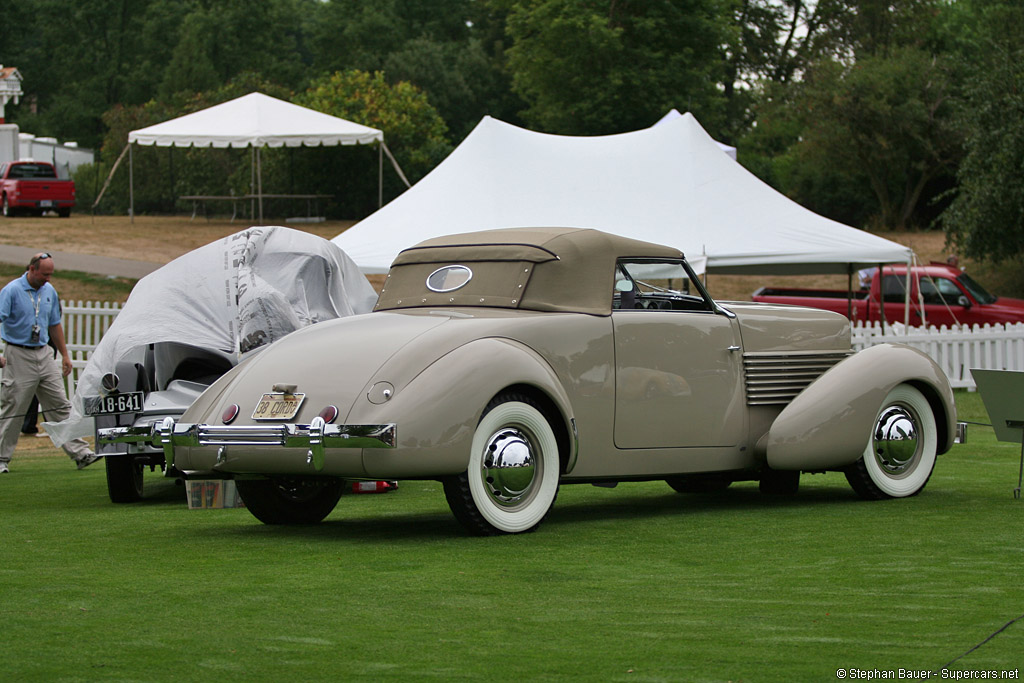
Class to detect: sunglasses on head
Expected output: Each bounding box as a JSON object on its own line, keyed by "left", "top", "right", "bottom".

{"left": 29, "top": 252, "right": 52, "bottom": 266}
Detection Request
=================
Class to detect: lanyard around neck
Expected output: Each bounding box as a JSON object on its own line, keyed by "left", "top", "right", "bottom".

{"left": 30, "top": 286, "right": 41, "bottom": 324}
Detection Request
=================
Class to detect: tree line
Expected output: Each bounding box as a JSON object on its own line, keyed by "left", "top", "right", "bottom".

{"left": 1, "top": 0, "right": 1020, "bottom": 263}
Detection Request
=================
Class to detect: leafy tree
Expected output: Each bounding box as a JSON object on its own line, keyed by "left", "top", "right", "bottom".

{"left": 311, "top": 0, "right": 519, "bottom": 142}
{"left": 722, "top": 0, "right": 849, "bottom": 92}
{"left": 737, "top": 82, "right": 877, "bottom": 229}
{"left": 284, "top": 70, "right": 451, "bottom": 217}
{"left": 738, "top": 0, "right": 964, "bottom": 230}
{"left": 158, "top": 11, "right": 223, "bottom": 98}
{"left": 383, "top": 37, "right": 513, "bottom": 140}
{"left": 311, "top": 0, "right": 473, "bottom": 74}
{"left": 941, "top": 2, "right": 1024, "bottom": 262}
{"left": 2, "top": 0, "right": 171, "bottom": 150}
{"left": 501, "top": 0, "right": 730, "bottom": 136}
{"left": 296, "top": 70, "right": 450, "bottom": 177}
{"left": 787, "top": 47, "right": 960, "bottom": 230}
{"left": 2, "top": 0, "right": 317, "bottom": 153}
{"left": 157, "top": 0, "right": 316, "bottom": 101}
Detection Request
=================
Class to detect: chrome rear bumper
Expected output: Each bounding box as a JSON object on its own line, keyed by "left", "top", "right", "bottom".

{"left": 97, "top": 417, "right": 396, "bottom": 471}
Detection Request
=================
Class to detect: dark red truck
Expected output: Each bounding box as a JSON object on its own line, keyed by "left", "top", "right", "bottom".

{"left": 752, "top": 262, "right": 1024, "bottom": 328}
{"left": 0, "top": 160, "right": 75, "bottom": 217}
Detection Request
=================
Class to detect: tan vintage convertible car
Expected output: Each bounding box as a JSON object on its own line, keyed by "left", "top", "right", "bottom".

{"left": 99, "top": 227, "right": 959, "bottom": 535}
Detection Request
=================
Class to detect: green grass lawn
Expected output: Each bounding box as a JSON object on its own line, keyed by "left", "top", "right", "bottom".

{"left": 2, "top": 392, "right": 1022, "bottom": 681}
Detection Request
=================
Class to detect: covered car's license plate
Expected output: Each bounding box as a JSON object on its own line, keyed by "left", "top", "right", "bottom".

{"left": 252, "top": 393, "right": 305, "bottom": 421}
{"left": 83, "top": 391, "right": 145, "bottom": 416}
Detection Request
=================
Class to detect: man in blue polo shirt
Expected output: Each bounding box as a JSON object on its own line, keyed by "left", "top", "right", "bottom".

{"left": 0, "top": 252, "right": 97, "bottom": 473}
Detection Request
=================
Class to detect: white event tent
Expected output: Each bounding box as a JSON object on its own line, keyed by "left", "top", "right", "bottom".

{"left": 126, "top": 92, "right": 403, "bottom": 223}
{"left": 333, "top": 113, "right": 911, "bottom": 276}
{"left": 656, "top": 108, "right": 736, "bottom": 160}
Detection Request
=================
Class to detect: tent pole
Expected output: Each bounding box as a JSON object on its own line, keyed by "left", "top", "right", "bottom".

{"left": 878, "top": 263, "right": 887, "bottom": 335}
{"left": 905, "top": 257, "right": 913, "bottom": 330}
{"left": 250, "top": 146, "right": 255, "bottom": 220}
{"left": 847, "top": 264, "right": 853, "bottom": 321}
{"left": 129, "top": 142, "right": 134, "bottom": 224}
{"left": 381, "top": 142, "right": 411, "bottom": 188}
{"left": 257, "top": 146, "right": 263, "bottom": 224}
{"left": 92, "top": 143, "right": 130, "bottom": 212}
{"left": 379, "top": 144, "right": 383, "bottom": 208}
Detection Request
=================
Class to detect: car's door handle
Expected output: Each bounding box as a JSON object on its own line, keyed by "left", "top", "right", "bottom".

{"left": 727, "top": 345, "right": 740, "bottom": 352}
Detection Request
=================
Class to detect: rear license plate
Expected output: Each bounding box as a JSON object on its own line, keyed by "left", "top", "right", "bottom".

{"left": 83, "top": 391, "right": 145, "bottom": 416}
{"left": 39, "top": 200, "right": 53, "bottom": 208}
{"left": 252, "top": 393, "right": 305, "bottom": 421}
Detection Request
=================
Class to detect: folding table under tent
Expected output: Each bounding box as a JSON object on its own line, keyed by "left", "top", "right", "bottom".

{"left": 126, "top": 92, "right": 393, "bottom": 223}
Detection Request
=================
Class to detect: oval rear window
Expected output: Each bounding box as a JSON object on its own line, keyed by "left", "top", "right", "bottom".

{"left": 426, "top": 265, "right": 473, "bottom": 293}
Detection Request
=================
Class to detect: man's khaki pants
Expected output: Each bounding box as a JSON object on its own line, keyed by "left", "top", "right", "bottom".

{"left": 0, "top": 344, "right": 92, "bottom": 465}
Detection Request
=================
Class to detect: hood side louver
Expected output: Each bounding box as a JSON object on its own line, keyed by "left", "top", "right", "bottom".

{"left": 743, "top": 351, "right": 851, "bottom": 406}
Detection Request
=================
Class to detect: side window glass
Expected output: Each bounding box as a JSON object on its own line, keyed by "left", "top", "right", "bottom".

{"left": 920, "top": 277, "right": 964, "bottom": 306}
{"left": 881, "top": 275, "right": 908, "bottom": 303}
{"left": 919, "top": 278, "right": 941, "bottom": 305}
{"left": 936, "top": 278, "right": 963, "bottom": 301}
{"left": 613, "top": 260, "right": 712, "bottom": 312}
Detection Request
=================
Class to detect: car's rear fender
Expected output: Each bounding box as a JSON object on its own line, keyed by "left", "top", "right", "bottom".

{"left": 348, "top": 337, "right": 577, "bottom": 479}
{"left": 765, "top": 343, "right": 955, "bottom": 470}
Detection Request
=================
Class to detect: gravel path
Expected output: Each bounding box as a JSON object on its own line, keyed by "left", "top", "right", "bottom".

{"left": 0, "top": 244, "right": 157, "bottom": 278}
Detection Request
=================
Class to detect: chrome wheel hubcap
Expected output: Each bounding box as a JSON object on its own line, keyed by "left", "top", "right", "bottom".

{"left": 481, "top": 428, "right": 537, "bottom": 507}
{"left": 873, "top": 405, "right": 920, "bottom": 475}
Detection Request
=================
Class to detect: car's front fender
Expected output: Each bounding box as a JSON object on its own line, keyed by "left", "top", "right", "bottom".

{"left": 348, "top": 336, "right": 577, "bottom": 479}
{"left": 765, "top": 343, "right": 955, "bottom": 470}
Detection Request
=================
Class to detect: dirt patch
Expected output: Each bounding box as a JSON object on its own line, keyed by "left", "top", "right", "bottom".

{"left": 0, "top": 214, "right": 355, "bottom": 265}
{"left": 0, "top": 215, "right": 991, "bottom": 303}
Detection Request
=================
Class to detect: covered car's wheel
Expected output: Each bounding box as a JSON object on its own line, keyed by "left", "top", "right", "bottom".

{"left": 105, "top": 454, "right": 145, "bottom": 503}
{"left": 845, "top": 384, "right": 937, "bottom": 499}
{"left": 236, "top": 476, "right": 344, "bottom": 525}
{"left": 443, "top": 393, "right": 561, "bottom": 535}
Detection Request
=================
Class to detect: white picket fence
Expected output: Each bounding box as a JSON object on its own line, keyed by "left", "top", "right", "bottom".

{"left": 63, "top": 300, "right": 122, "bottom": 389}
{"left": 852, "top": 321, "right": 1024, "bottom": 390}
{"left": 0, "top": 301, "right": 121, "bottom": 394}
{"left": 1, "top": 302, "right": 1021, "bottom": 394}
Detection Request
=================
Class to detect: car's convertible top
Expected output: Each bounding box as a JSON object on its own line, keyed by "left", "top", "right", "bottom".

{"left": 377, "top": 227, "right": 685, "bottom": 316}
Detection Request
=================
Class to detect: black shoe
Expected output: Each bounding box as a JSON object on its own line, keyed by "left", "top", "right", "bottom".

{"left": 76, "top": 454, "right": 100, "bottom": 470}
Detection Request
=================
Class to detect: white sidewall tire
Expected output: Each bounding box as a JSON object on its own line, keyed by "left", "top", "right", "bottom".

{"left": 467, "top": 401, "right": 560, "bottom": 533}
{"left": 862, "top": 385, "right": 937, "bottom": 498}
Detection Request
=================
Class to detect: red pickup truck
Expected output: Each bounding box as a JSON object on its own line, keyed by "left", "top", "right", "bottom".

{"left": 0, "top": 160, "right": 76, "bottom": 218}
{"left": 752, "top": 263, "right": 1024, "bottom": 327}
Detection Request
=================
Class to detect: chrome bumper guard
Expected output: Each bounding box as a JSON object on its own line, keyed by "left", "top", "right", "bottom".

{"left": 97, "top": 416, "right": 397, "bottom": 472}
{"left": 955, "top": 421, "right": 967, "bottom": 445}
